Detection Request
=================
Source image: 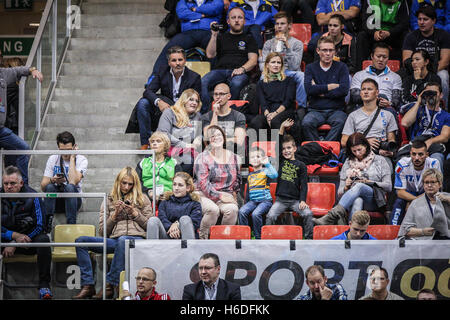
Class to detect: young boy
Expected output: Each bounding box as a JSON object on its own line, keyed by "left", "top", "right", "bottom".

{"left": 238, "top": 147, "right": 278, "bottom": 239}
{"left": 265, "top": 119, "right": 314, "bottom": 239}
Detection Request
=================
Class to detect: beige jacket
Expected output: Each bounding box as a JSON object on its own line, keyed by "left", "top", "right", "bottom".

{"left": 98, "top": 195, "right": 153, "bottom": 239}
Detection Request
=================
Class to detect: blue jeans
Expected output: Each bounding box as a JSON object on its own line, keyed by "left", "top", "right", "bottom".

{"left": 136, "top": 97, "right": 160, "bottom": 146}
{"left": 0, "top": 126, "right": 30, "bottom": 184}
{"left": 238, "top": 200, "right": 273, "bottom": 239}
{"left": 430, "top": 152, "right": 444, "bottom": 172}
{"left": 390, "top": 197, "right": 410, "bottom": 225}
{"left": 285, "top": 70, "right": 307, "bottom": 108}
{"left": 338, "top": 183, "right": 379, "bottom": 219}
{"left": 151, "top": 29, "right": 211, "bottom": 77}
{"left": 301, "top": 109, "right": 347, "bottom": 141}
{"left": 244, "top": 24, "right": 263, "bottom": 49}
{"left": 44, "top": 183, "right": 82, "bottom": 224}
{"left": 200, "top": 69, "right": 249, "bottom": 112}
{"left": 75, "top": 235, "right": 143, "bottom": 286}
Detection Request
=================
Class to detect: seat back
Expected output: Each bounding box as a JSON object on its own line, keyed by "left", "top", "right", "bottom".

{"left": 367, "top": 225, "right": 400, "bottom": 240}
{"left": 209, "top": 225, "right": 251, "bottom": 239}
{"left": 313, "top": 225, "right": 349, "bottom": 239}
{"left": 301, "top": 140, "right": 341, "bottom": 157}
{"left": 289, "top": 23, "right": 312, "bottom": 48}
{"left": 229, "top": 100, "right": 249, "bottom": 108}
{"left": 362, "top": 60, "right": 400, "bottom": 72}
{"left": 261, "top": 225, "right": 303, "bottom": 239}
{"left": 185, "top": 61, "right": 210, "bottom": 77}
{"left": 53, "top": 224, "right": 96, "bottom": 259}
{"left": 306, "top": 183, "right": 335, "bottom": 215}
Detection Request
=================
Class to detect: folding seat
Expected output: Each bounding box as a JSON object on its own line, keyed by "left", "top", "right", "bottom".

{"left": 261, "top": 225, "right": 303, "bottom": 239}
{"left": 313, "top": 225, "right": 349, "bottom": 239}
{"left": 209, "top": 225, "right": 252, "bottom": 239}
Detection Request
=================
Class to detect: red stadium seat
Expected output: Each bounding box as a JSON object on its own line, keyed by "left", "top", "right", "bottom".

{"left": 301, "top": 141, "right": 341, "bottom": 175}
{"left": 306, "top": 183, "right": 335, "bottom": 217}
{"left": 318, "top": 124, "right": 331, "bottom": 132}
{"left": 398, "top": 113, "right": 410, "bottom": 146}
{"left": 229, "top": 100, "right": 249, "bottom": 108}
{"left": 252, "top": 141, "right": 277, "bottom": 158}
{"left": 313, "top": 225, "right": 349, "bottom": 239}
{"left": 261, "top": 225, "right": 303, "bottom": 239}
{"left": 289, "top": 23, "right": 311, "bottom": 53}
{"left": 366, "top": 225, "right": 400, "bottom": 240}
{"left": 362, "top": 60, "right": 400, "bottom": 72}
{"left": 209, "top": 225, "right": 251, "bottom": 239}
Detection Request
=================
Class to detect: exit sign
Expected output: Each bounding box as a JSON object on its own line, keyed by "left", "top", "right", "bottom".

{"left": 0, "top": 36, "right": 34, "bottom": 57}
{"left": 4, "top": 0, "right": 33, "bottom": 10}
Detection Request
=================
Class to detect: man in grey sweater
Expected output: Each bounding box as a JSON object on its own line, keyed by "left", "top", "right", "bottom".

{"left": 260, "top": 11, "right": 307, "bottom": 109}
{"left": 0, "top": 62, "right": 43, "bottom": 184}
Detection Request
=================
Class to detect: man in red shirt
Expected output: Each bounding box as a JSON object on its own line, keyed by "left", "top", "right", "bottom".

{"left": 121, "top": 267, "right": 171, "bottom": 300}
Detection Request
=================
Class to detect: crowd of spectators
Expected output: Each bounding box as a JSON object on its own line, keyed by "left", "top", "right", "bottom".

{"left": 1, "top": 0, "right": 450, "bottom": 300}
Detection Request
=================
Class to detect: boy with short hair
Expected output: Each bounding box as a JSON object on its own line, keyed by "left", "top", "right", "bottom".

{"left": 238, "top": 147, "right": 278, "bottom": 239}
{"left": 265, "top": 119, "right": 314, "bottom": 238}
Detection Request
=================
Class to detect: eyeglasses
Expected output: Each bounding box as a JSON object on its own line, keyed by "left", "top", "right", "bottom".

{"left": 423, "top": 180, "right": 439, "bottom": 185}
{"left": 213, "top": 92, "right": 229, "bottom": 97}
{"left": 319, "top": 49, "right": 335, "bottom": 53}
{"left": 135, "top": 276, "right": 154, "bottom": 282}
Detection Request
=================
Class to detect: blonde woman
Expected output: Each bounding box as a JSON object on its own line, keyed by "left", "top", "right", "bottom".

{"left": 249, "top": 52, "right": 296, "bottom": 131}
{"left": 73, "top": 167, "right": 153, "bottom": 300}
{"left": 147, "top": 172, "right": 202, "bottom": 239}
{"left": 157, "top": 89, "right": 203, "bottom": 175}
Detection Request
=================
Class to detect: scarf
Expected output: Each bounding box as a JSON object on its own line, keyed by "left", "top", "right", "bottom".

{"left": 269, "top": 72, "right": 282, "bottom": 81}
{"left": 346, "top": 151, "right": 376, "bottom": 179}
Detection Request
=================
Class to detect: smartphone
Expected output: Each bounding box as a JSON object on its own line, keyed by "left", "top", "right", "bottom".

{"left": 124, "top": 200, "right": 131, "bottom": 205}
{"left": 56, "top": 173, "right": 64, "bottom": 178}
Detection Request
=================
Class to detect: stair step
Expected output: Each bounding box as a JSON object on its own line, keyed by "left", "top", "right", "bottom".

{"left": 48, "top": 101, "right": 136, "bottom": 115}
{"left": 61, "top": 63, "right": 152, "bottom": 77}
{"left": 56, "top": 75, "right": 146, "bottom": 89}
{"left": 69, "top": 38, "right": 168, "bottom": 50}
{"left": 73, "top": 26, "right": 164, "bottom": 38}
{"left": 83, "top": 3, "right": 167, "bottom": 14}
{"left": 81, "top": 14, "right": 167, "bottom": 28}
{"left": 43, "top": 113, "right": 133, "bottom": 128}
{"left": 65, "top": 49, "right": 162, "bottom": 63}
{"left": 52, "top": 88, "right": 142, "bottom": 102}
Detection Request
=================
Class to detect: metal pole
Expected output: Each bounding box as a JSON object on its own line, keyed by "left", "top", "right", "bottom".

{"left": 66, "top": 0, "right": 72, "bottom": 38}
{"left": 36, "top": 43, "right": 42, "bottom": 134}
{"left": 52, "top": 0, "right": 57, "bottom": 83}
{"left": 103, "top": 193, "right": 106, "bottom": 300}
{"left": 18, "top": 80, "right": 25, "bottom": 139}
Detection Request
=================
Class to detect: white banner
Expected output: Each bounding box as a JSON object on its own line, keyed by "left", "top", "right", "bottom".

{"left": 129, "top": 239, "right": 450, "bottom": 300}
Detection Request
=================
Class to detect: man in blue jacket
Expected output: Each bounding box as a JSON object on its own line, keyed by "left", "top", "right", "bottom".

{"left": 331, "top": 210, "right": 377, "bottom": 240}
{"left": 150, "top": 0, "right": 224, "bottom": 77}
{"left": 410, "top": 0, "right": 450, "bottom": 33}
{"left": 1, "top": 166, "right": 52, "bottom": 299}
{"left": 302, "top": 36, "right": 349, "bottom": 142}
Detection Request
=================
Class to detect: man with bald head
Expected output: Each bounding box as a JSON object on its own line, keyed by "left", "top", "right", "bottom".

{"left": 120, "top": 267, "right": 171, "bottom": 300}
{"left": 202, "top": 83, "right": 247, "bottom": 152}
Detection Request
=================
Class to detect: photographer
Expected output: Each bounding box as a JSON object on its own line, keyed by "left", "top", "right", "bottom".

{"left": 401, "top": 82, "right": 450, "bottom": 172}
{"left": 1, "top": 166, "right": 52, "bottom": 299}
{"left": 341, "top": 78, "right": 398, "bottom": 168}
{"left": 200, "top": 6, "right": 258, "bottom": 108}
{"left": 72, "top": 167, "right": 153, "bottom": 300}
{"left": 40, "top": 131, "right": 88, "bottom": 225}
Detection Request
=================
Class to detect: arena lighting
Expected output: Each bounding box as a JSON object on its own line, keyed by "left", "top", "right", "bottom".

{"left": 29, "top": 23, "right": 40, "bottom": 27}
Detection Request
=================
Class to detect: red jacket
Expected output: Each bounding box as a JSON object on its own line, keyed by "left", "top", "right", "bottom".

{"left": 135, "top": 288, "right": 171, "bottom": 300}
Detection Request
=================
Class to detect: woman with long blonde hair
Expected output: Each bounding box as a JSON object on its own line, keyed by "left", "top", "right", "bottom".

{"left": 157, "top": 88, "right": 203, "bottom": 176}
{"left": 249, "top": 52, "right": 296, "bottom": 132}
{"left": 147, "top": 171, "right": 202, "bottom": 239}
{"left": 73, "top": 166, "right": 153, "bottom": 300}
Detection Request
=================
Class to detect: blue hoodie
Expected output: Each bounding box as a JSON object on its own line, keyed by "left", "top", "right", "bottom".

{"left": 176, "top": 0, "right": 224, "bottom": 33}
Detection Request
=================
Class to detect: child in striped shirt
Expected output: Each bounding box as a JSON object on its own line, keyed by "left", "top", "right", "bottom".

{"left": 238, "top": 147, "right": 278, "bottom": 239}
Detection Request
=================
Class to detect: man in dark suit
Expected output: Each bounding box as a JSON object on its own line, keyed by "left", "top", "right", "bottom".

{"left": 127, "top": 46, "right": 202, "bottom": 149}
{"left": 182, "top": 253, "right": 241, "bottom": 300}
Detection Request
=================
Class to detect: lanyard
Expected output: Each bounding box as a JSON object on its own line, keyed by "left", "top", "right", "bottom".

{"left": 412, "top": 168, "right": 423, "bottom": 193}
{"left": 425, "top": 194, "right": 435, "bottom": 218}
{"left": 332, "top": 0, "right": 343, "bottom": 11}
{"left": 154, "top": 158, "right": 168, "bottom": 184}
{"left": 423, "top": 106, "right": 441, "bottom": 132}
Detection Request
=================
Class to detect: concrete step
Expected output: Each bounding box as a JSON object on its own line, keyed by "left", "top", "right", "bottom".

{"left": 42, "top": 113, "right": 134, "bottom": 128}
{"left": 61, "top": 63, "right": 152, "bottom": 77}
{"left": 52, "top": 87, "right": 142, "bottom": 102}
{"left": 82, "top": 3, "right": 167, "bottom": 14}
{"left": 56, "top": 75, "right": 146, "bottom": 89}
{"left": 69, "top": 38, "right": 167, "bottom": 50}
{"left": 65, "top": 49, "right": 162, "bottom": 63}
{"left": 80, "top": 14, "right": 166, "bottom": 28}
{"left": 73, "top": 26, "right": 164, "bottom": 38}
{"left": 47, "top": 101, "right": 136, "bottom": 115}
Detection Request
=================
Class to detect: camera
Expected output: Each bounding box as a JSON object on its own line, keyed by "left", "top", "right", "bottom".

{"left": 421, "top": 90, "right": 437, "bottom": 99}
{"left": 211, "top": 23, "right": 225, "bottom": 32}
{"left": 124, "top": 200, "right": 131, "bottom": 205}
{"left": 379, "top": 140, "right": 397, "bottom": 153}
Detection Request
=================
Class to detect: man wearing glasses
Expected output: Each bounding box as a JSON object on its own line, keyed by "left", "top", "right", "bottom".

{"left": 182, "top": 253, "right": 241, "bottom": 300}
{"left": 121, "top": 267, "right": 171, "bottom": 300}
{"left": 359, "top": 267, "right": 404, "bottom": 300}
{"left": 301, "top": 36, "right": 349, "bottom": 142}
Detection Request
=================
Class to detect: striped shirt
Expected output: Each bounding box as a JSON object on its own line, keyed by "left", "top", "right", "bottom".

{"left": 247, "top": 162, "right": 278, "bottom": 202}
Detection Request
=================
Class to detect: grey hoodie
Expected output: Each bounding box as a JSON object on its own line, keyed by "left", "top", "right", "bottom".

{"left": 0, "top": 66, "right": 30, "bottom": 127}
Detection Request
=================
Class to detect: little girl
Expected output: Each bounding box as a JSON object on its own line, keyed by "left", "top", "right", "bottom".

{"left": 146, "top": 172, "right": 202, "bottom": 239}
{"left": 136, "top": 131, "right": 179, "bottom": 201}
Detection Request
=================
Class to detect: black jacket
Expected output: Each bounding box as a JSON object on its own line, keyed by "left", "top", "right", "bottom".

{"left": 143, "top": 65, "right": 202, "bottom": 106}
{"left": 182, "top": 278, "right": 241, "bottom": 300}
{"left": 1, "top": 184, "right": 45, "bottom": 241}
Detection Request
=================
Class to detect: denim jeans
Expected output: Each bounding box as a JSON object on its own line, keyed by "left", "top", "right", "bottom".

{"left": 285, "top": 70, "right": 307, "bottom": 108}
{"left": 301, "top": 109, "right": 347, "bottom": 141}
{"left": 151, "top": 29, "right": 211, "bottom": 77}
{"left": 0, "top": 126, "right": 30, "bottom": 184}
{"left": 244, "top": 24, "right": 263, "bottom": 49}
{"left": 266, "top": 197, "right": 314, "bottom": 239}
{"left": 136, "top": 97, "right": 161, "bottom": 146}
{"left": 44, "top": 183, "right": 82, "bottom": 224}
{"left": 338, "top": 183, "right": 379, "bottom": 219}
{"left": 75, "top": 235, "right": 143, "bottom": 286}
{"left": 146, "top": 216, "right": 196, "bottom": 239}
{"left": 200, "top": 69, "right": 249, "bottom": 112}
{"left": 238, "top": 200, "right": 273, "bottom": 239}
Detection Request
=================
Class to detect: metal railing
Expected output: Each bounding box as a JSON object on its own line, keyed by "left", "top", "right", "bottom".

{"left": 0, "top": 149, "right": 155, "bottom": 300}
{"left": 18, "top": 0, "right": 84, "bottom": 147}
